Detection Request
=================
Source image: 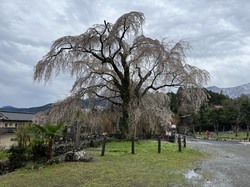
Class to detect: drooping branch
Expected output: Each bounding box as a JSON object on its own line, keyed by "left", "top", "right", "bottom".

{"left": 92, "top": 92, "right": 122, "bottom": 106}
{"left": 34, "top": 11, "right": 210, "bottom": 138}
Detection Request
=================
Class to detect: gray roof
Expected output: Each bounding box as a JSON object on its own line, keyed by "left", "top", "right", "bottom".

{"left": 0, "top": 111, "right": 34, "bottom": 121}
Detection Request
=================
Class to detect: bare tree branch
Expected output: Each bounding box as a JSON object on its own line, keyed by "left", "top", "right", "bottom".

{"left": 34, "top": 11, "right": 210, "bottom": 138}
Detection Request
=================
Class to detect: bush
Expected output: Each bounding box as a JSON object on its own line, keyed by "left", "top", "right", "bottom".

{"left": 32, "top": 142, "right": 47, "bottom": 161}
{"left": 0, "top": 160, "right": 10, "bottom": 175}
{"left": 0, "top": 150, "right": 9, "bottom": 161}
{"left": 8, "top": 145, "right": 28, "bottom": 170}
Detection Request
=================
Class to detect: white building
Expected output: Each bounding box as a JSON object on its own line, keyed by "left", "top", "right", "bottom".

{"left": 0, "top": 111, "right": 35, "bottom": 148}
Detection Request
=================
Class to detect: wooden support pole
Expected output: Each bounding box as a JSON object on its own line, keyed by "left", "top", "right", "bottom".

{"left": 131, "top": 137, "right": 135, "bottom": 154}
{"left": 158, "top": 135, "right": 161, "bottom": 153}
{"left": 101, "top": 136, "right": 106, "bottom": 156}
{"left": 183, "top": 135, "right": 186, "bottom": 148}
{"left": 178, "top": 135, "right": 181, "bottom": 152}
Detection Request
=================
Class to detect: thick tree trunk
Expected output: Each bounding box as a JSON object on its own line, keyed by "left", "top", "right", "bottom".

{"left": 120, "top": 83, "right": 131, "bottom": 139}
{"left": 120, "top": 105, "right": 130, "bottom": 139}
{"left": 119, "top": 57, "right": 132, "bottom": 140}
{"left": 47, "top": 139, "right": 53, "bottom": 160}
{"left": 213, "top": 124, "right": 218, "bottom": 136}
{"left": 235, "top": 124, "right": 239, "bottom": 137}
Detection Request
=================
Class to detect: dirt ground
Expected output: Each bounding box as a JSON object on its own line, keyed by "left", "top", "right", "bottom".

{"left": 184, "top": 137, "right": 250, "bottom": 187}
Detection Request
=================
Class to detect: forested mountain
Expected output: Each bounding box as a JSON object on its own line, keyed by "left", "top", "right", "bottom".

{"left": 206, "top": 90, "right": 229, "bottom": 105}
{"left": 0, "top": 104, "right": 53, "bottom": 114}
{"left": 0, "top": 85, "right": 243, "bottom": 115}
{"left": 0, "top": 98, "right": 108, "bottom": 114}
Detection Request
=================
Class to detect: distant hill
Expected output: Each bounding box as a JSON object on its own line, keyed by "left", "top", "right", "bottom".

{"left": 2, "top": 83, "right": 250, "bottom": 114}
{"left": 207, "top": 83, "right": 250, "bottom": 98}
{"left": 0, "top": 98, "right": 108, "bottom": 114}
{"left": 0, "top": 104, "right": 53, "bottom": 114}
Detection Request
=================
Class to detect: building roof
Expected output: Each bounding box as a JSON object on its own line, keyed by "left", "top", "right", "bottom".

{"left": 0, "top": 111, "right": 35, "bottom": 121}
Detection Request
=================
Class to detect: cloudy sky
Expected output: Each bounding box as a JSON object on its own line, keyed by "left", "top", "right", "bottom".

{"left": 1, "top": 0, "right": 250, "bottom": 108}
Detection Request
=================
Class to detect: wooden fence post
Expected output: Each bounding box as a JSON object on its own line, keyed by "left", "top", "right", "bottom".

{"left": 158, "top": 135, "right": 161, "bottom": 153}
{"left": 183, "top": 135, "right": 186, "bottom": 148}
{"left": 101, "top": 135, "right": 107, "bottom": 156}
{"left": 131, "top": 136, "right": 135, "bottom": 154}
{"left": 178, "top": 135, "right": 181, "bottom": 152}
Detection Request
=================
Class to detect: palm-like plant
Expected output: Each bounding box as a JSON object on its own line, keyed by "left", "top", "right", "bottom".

{"left": 32, "top": 122, "right": 64, "bottom": 160}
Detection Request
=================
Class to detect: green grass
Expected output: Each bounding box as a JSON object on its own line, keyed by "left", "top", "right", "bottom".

{"left": 0, "top": 141, "right": 205, "bottom": 187}
{"left": 196, "top": 131, "right": 248, "bottom": 140}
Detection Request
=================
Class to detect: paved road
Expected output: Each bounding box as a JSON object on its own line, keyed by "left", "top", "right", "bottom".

{"left": 185, "top": 137, "right": 250, "bottom": 187}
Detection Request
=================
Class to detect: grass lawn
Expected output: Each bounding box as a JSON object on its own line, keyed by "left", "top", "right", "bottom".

{"left": 0, "top": 141, "right": 205, "bottom": 187}
{"left": 196, "top": 131, "right": 248, "bottom": 141}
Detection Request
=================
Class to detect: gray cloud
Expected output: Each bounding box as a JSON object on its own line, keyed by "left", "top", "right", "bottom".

{"left": 0, "top": 0, "right": 250, "bottom": 107}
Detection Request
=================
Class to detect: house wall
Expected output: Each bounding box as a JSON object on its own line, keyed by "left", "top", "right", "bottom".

{"left": 0, "top": 133, "right": 17, "bottom": 149}
{"left": 0, "top": 121, "right": 18, "bottom": 128}
{"left": 0, "top": 121, "right": 32, "bottom": 128}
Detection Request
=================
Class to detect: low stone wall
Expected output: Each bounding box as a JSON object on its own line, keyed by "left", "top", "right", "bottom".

{"left": 54, "top": 136, "right": 103, "bottom": 156}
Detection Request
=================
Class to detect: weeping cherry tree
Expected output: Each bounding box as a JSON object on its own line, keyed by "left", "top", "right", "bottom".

{"left": 34, "top": 11, "right": 210, "bottom": 139}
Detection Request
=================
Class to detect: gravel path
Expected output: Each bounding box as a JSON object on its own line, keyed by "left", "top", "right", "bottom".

{"left": 185, "top": 137, "right": 250, "bottom": 187}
